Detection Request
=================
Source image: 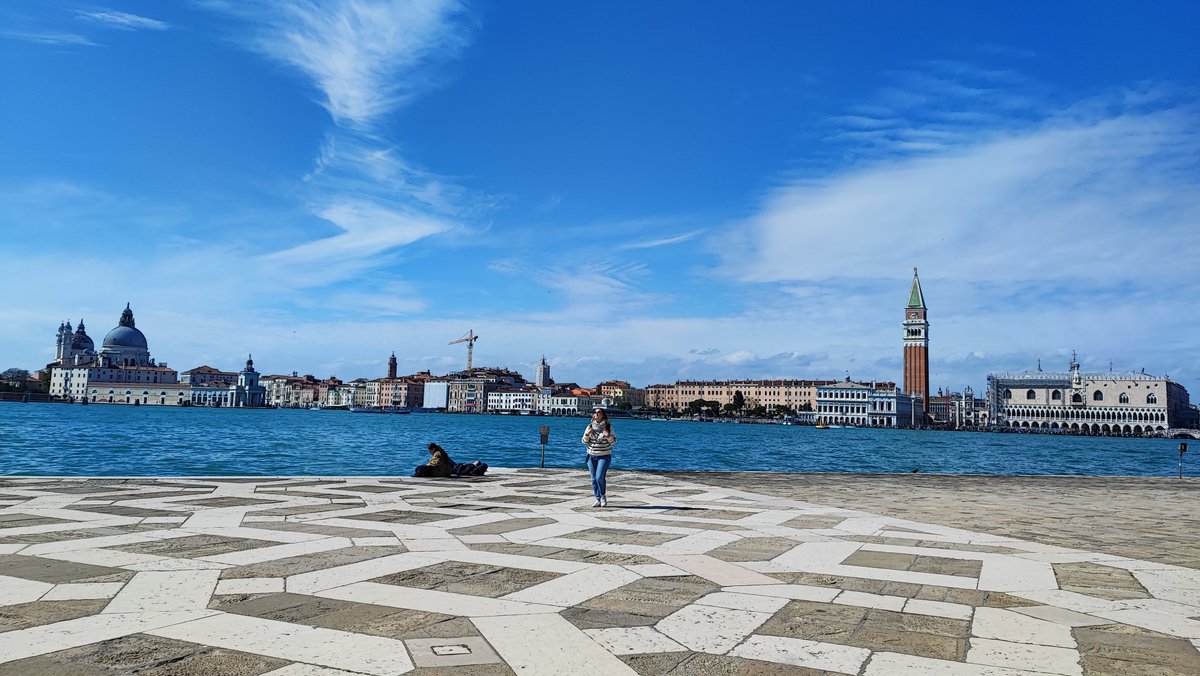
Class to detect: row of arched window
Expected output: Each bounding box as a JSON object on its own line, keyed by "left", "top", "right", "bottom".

{"left": 1003, "top": 389, "right": 1157, "bottom": 404}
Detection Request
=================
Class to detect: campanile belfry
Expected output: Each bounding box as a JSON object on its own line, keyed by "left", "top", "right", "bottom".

{"left": 903, "top": 267, "right": 929, "bottom": 420}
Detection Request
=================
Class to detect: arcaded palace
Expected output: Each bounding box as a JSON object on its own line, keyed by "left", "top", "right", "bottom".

{"left": 987, "top": 355, "right": 1196, "bottom": 435}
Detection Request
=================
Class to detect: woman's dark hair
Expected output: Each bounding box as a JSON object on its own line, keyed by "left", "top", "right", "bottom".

{"left": 428, "top": 442, "right": 445, "bottom": 454}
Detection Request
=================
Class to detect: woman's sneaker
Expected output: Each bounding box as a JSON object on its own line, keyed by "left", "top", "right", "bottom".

{"left": 600, "top": 496, "right": 608, "bottom": 507}
{"left": 593, "top": 498, "right": 601, "bottom": 507}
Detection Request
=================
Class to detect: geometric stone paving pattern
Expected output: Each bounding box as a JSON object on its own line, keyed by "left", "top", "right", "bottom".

{"left": 1, "top": 471, "right": 1198, "bottom": 675}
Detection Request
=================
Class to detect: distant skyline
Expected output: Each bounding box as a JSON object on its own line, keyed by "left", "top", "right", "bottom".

{"left": 2, "top": 1, "right": 1198, "bottom": 394}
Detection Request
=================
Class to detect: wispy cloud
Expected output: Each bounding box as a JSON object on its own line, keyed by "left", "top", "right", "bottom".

{"left": 618, "top": 230, "right": 703, "bottom": 251}
{"left": 2, "top": 31, "right": 96, "bottom": 47}
{"left": 217, "top": 0, "right": 471, "bottom": 128}
{"left": 76, "top": 9, "right": 169, "bottom": 31}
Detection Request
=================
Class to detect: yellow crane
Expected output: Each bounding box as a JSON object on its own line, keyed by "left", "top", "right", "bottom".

{"left": 449, "top": 330, "right": 479, "bottom": 371}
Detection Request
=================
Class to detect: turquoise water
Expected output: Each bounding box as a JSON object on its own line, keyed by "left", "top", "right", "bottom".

{"left": 0, "top": 402, "right": 1191, "bottom": 477}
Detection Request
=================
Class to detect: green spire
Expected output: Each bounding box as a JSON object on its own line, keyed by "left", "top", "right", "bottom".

{"left": 907, "top": 267, "right": 925, "bottom": 308}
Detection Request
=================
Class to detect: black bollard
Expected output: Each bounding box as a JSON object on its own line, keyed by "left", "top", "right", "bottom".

{"left": 1180, "top": 442, "right": 1188, "bottom": 479}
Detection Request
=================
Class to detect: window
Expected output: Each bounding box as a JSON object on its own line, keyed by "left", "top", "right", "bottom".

{"left": 1052, "top": 390, "right": 1062, "bottom": 401}
{"left": 1147, "top": 393, "right": 1158, "bottom": 404}
{"left": 1072, "top": 393, "right": 1082, "bottom": 403}
{"left": 1026, "top": 389, "right": 1036, "bottom": 400}
{"left": 1003, "top": 389, "right": 1012, "bottom": 400}
{"left": 1093, "top": 391, "right": 1103, "bottom": 401}
{"left": 1119, "top": 393, "right": 1129, "bottom": 404}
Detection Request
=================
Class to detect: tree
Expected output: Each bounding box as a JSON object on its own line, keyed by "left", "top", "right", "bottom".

{"left": 2, "top": 368, "right": 30, "bottom": 380}
{"left": 732, "top": 390, "right": 745, "bottom": 413}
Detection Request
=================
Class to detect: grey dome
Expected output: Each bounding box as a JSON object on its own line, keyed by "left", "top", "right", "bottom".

{"left": 103, "top": 325, "right": 148, "bottom": 349}
{"left": 71, "top": 333, "right": 95, "bottom": 351}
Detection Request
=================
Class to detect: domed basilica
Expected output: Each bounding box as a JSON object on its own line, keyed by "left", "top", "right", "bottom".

{"left": 49, "top": 304, "right": 264, "bottom": 407}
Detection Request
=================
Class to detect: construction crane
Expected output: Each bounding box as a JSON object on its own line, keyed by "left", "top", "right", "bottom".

{"left": 449, "top": 330, "right": 479, "bottom": 372}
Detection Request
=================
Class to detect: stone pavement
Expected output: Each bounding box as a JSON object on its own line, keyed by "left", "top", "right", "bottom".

{"left": 0, "top": 471, "right": 1197, "bottom": 675}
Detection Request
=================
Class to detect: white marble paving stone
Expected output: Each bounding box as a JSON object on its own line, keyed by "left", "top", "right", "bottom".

{"left": 503, "top": 565, "right": 641, "bottom": 607}
{"left": 474, "top": 613, "right": 637, "bottom": 675}
{"left": 242, "top": 515, "right": 286, "bottom": 523}
{"left": 401, "top": 537, "right": 469, "bottom": 552}
{"left": 501, "top": 521, "right": 591, "bottom": 543}
{"left": 351, "top": 536, "right": 401, "bottom": 547}
{"left": 1010, "top": 605, "right": 1108, "bottom": 628}
{"left": 1093, "top": 607, "right": 1200, "bottom": 639}
{"left": 772, "top": 541, "right": 864, "bottom": 567}
{"left": 903, "top": 598, "right": 974, "bottom": 621}
{"left": 656, "top": 604, "right": 772, "bottom": 654}
{"left": 0, "top": 575, "right": 54, "bottom": 607}
{"left": 583, "top": 626, "right": 687, "bottom": 655}
{"left": 727, "top": 583, "right": 841, "bottom": 603}
{"left": 442, "top": 548, "right": 590, "bottom": 574}
{"left": 41, "top": 582, "right": 125, "bottom": 601}
{"left": 184, "top": 525, "right": 331, "bottom": 544}
{"left": 104, "top": 570, "right": 221, "bottom": 614}
{"left": 141, "top": 516, "right": 188, "bottom": 524}
{"left": 148, "top": 613, "right": 415, "bottom": 675}
{"left": 693, "top": 591, "right": 790, "bottom": 614}
{"left": 214, "top": 577, "right": 285, "bottom": 595}
{"left": 967, "top": 638, "right": 1082, "bottom": 676}
{"left": 654, "top": 554, "right": 782, "bottom": 586}
{"left": 20, "top": 530, "right": 189, "bottom": 556}
{"left": 865, "top": 651, "right": 1050, "bottom": 675}
{"left": 0, "top": 544, "right": 26, "bottom": 555}
{"left": 623, "top": 563, "right": 687, "bottom": 577}
{"left": 200, "top": 538, "right": 350, "bottom": 566}
{"left": 835, "top": 589, "right": 907, "bottom": 612}
{"left": 832, "top": 517, "right": 888, "bottom": 536}
{"left": 730, "top": 635, "right": 870, "bottom": 674}
{"left": 1012, "top": 589, "right": 1123, "bottom": 615}
{"left": 122, "top": 557, "right": 233, "bottom": 572}
{"left": 287, "top": 552, "right": 444, "bottom": 594}
{"left": 977, "top": 556, "right": 1059, "bottom": 593}
{"left": 318, "top": 581, "right": 562, "bottom": 617}
{"left": 0, "top": 610, "right": 218, "bottom": 664}
{"left": 972, "top": 607, "right": 1076, "bottom": 648}
{"left": 455, "top": 534, "right": 507, "bottom": 544}
{"left": 259, "top": 663, "right": 366, "bottom": 676}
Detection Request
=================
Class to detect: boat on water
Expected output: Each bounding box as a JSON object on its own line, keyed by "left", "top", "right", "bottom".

{"left": 815, "top": 423, "right": 830, "bottom": 429}
{"left": 349, "top": 407, "right": 412, "bottom": 414}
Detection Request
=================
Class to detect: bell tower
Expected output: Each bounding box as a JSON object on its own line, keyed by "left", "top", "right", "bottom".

{"left": 903, "top": 267, "right": 929, "bottom": 421}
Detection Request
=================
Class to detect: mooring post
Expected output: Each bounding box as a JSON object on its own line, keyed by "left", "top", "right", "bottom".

{"left": 539, "top": 426, "right": 550, "bottom": 469}
{"left": 1180, "top": 442, "right": 1188, "bottom": 479}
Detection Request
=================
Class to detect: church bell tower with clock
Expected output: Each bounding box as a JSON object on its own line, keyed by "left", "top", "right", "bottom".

{"left": 903, "top": 267, "right": 929, "bottom": 421}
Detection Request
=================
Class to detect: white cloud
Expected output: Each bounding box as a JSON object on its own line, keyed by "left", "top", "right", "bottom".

{"left": 2, "top": 31, "right": 96, "bottom": 46}
{"left": 729, "top": 103, "right": 1199, "bottom": 285}
{"left": 219, "top": 0, "right": 471, "bottom": 128}
{"left": 76, "top": 10, "right": 168, "bottom": 31}
{"left": 261, "top": 199, "right": 453, "bottom": 270}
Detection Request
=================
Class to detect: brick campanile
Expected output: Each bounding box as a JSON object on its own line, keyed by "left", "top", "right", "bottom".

{"left": 903, "top": 267, "right": 929, "bottom": 420}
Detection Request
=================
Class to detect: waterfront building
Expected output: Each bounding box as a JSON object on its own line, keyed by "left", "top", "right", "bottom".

{"left": 816, "top": 379, "right": 921, "bottom": 428}
{"left": 261, "top": 373, "right": 320, "bottom": 408}
{"left": 598, "top": 380, "right": 646, "bottom": 408}
{"left": 487, "top": 387, "right": 537, "bottom": 414}
{"left": 48, "top": 305, "right": 184, "bottom": 405}
{"left": 902, "top": 268, "right": 930, "bottom": 421}
{"left": 669, "top": 379, "right": 837, "bottom": 414}
{"left": 646, "top": 384, "right": 678, "bottom": 411}
{"left": 987, "top": 356, "right": 1197, "bottom": 435}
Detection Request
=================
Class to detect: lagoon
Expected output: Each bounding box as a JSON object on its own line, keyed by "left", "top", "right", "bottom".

{"left": 0, "top": 402, "right": 1191, "bottom": 477}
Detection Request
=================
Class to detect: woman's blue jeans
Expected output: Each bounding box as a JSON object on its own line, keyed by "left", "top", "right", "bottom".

{"left": 586, "top": 454, "right": 611, "bottom": 497}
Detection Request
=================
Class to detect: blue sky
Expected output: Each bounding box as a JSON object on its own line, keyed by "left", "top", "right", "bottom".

{"left": 2, "top": 1, "right": 1198, "bottom": 396}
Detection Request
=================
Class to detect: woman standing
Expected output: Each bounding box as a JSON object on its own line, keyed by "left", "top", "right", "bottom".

{"left": 582, "top": 408, "right": 616, "bottom": 507}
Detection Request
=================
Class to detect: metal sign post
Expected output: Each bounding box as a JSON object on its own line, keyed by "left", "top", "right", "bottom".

{"left": 539, "top": 426, "right": 550, "bottom": 468}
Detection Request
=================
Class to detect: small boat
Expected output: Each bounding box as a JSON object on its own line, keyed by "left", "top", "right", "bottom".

{"left": 815, "top": 423, "right": 830, "bottom": 430}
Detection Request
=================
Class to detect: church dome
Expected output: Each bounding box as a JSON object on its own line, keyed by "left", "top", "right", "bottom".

{"left": 71, "top": 322, "right": 95, "bottom": 351}
{"left": 103, "top": 326, "right": 148, "bottom": 349}
{"left": 102, "top": 303, "right": 148, "bottom": 349}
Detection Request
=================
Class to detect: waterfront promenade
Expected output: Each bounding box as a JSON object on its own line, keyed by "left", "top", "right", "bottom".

{"left": 1, "top": 471, "right": 1198, "bottom": 675}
